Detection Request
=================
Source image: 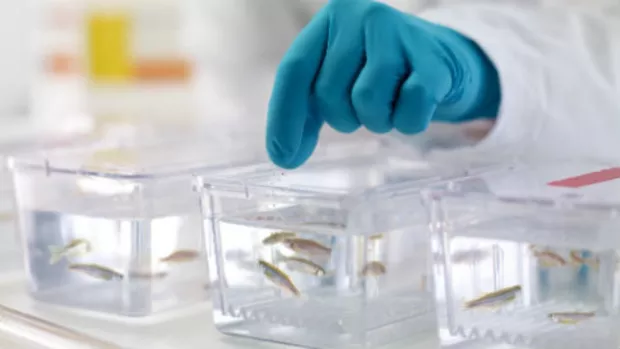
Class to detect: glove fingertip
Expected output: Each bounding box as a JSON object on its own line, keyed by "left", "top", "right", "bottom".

{"left": 267, "top": 139, "right": 298, "bottom": 169}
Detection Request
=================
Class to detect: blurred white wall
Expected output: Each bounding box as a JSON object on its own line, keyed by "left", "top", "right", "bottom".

{"left": 0, "top": 0, "right": 614, "bottom": 137}
{"left": 0, "top": 0, "right": 33, "bottom": 117}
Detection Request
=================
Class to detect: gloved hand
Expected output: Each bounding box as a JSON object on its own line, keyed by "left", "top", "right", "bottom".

{"left": 266, "top": 0, "right": 501, "bottom": 169}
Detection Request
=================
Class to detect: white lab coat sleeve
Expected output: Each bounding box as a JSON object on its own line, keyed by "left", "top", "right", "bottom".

{"left": 416, "top": 4, "right": 620, "bottom": 162}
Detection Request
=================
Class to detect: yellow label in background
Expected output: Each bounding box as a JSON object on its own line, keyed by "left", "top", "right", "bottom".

{"left": 87, "top": 12, "right": 131, "bottom": 82}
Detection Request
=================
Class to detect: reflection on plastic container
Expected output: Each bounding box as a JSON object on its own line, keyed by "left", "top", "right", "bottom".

{"left": 0, "top": 303, "right": 120, "bottom": 349}
{"left": 0, "top": 129, "right": 94, "bottom": 280}
{"left": 199, "top": 140, "right": 475, "bottom": 349}
{"left": 9, "top": 135, "right": 264, "bottom": 318}
{"left": 427, "top": 161, "right": 620, "bottom": 349}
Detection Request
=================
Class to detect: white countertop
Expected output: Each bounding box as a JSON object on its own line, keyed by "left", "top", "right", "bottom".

{"left": 0, "top": 275, "right": 443, "bottom": 349}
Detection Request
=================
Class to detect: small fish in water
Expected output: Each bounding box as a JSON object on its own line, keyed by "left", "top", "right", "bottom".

{"left": 533, "top": 249, "right": 567, "bottom": 268}
{"left": 258, "top": 259, "right": 300, "bottom": 296}
{"left": 549, "top": 311, "right": 595, "bottom": 324}
{"left": 569, "top": 250, "right": 592, "bottom": 267}
{"left": 569, "top": 250, "right": 599, "bottom": 269}
{"left": 451, "top": 249, "right": 491, "bottom": 264}
{"left": 282, "top": 256, "right": 326, "bottom": 276}
{"left": 368, "top": 234, "right": 384, "bottom": 241}
{"left": 282, "top": 238, "right": 332, "bottom": 257}
{"left": 160, "top": 250, "right": 200, "bottom": 263}
{"left": 49, "top": 238, "right": 92, "bottom": 265}
{"left": 361, "top": 261, "right": 387, "bottom": 277}
{"left": 128, "top": 270, "right": 168, "bottom": 280}
{"left": 69, "top": 263, "right": 123, "bottom": 281}
{"left": 262, "top": 232, "right": 296, "bottom": 246}
{"left": 570, "top": 250, "right": 585, "bottom": 264}
{"left": 465, "top": 285, "right": 522, "bottom": 309}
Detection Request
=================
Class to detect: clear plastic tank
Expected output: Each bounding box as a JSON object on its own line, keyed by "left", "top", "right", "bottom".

{"left": 426, "top": 160, "right": 620, "bottom": 349}
{"left": 199, "top": 140, "right": 483, "bottom": 349}
{"left": 9, "top": 135, "right": 264, "bottom": 318}
{"left": 0, "top": 127, "right": 92, "bottom": 279}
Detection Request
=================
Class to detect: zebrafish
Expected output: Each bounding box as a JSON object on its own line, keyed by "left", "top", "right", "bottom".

{"left": 159, "top": 250, "right": 200, "bottom": 263}
{"left": 569, "top": 250, "right": 599, "bottom": 269}
{"left": 282, "top": 238, "right": 332, "bottom": 257}
{"left": 128, "top": 270, "right": 169, "bottom": 280}
{"left": 361, "top": 261, "right": 387, "bottom": 277}
{"left": 368, "top": 234, "right": 384, "bottom": 241}
{"left": 282, "top": 256, "right": 326, "bottom": 276}
{"left": 533, "top": 250, "right": 567, "bottom": 267}
{"left": 68, "top": 263, "right": 123, "bottom": 281}
{"left": 258, "top": 260, "right": 300, "bottom": 296}
{"left": 262, "top": 232, "right": 296, "bottom": 246}
{"left": 570, "top": 250, "right": 585, "bottom": 264}
{"left": 464, "top": 285, "right": 521, "bottom": 309}
{"left": 48, "top": 238, "right": 92, "bottom": 265}
{"left": 549, "top": 311, "right": 595, "bottom": 324}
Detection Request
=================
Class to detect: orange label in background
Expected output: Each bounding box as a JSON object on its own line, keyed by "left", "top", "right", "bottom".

{"left": 46, "top": 53, "right": 80, "bottom": 75}
{"left": 548, "top": 168, "right": 620, "bottom": 188}
{"left": 132, "top": 59, "right": 192, "bottom": 82}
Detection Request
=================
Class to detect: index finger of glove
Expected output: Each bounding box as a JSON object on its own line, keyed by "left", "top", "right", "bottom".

{"left": 267, "top": 11, "right": 329, "bottom": 167}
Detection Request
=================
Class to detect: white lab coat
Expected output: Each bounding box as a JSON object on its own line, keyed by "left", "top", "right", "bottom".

{"left": 421, "top": 1, "right": 620, "bottom": 165}
{"left": 196, "top": 0, "right": 620, "bottom": 162}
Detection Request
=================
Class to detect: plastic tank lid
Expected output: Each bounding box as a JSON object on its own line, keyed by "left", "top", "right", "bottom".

{"left": 8, "top": 132, "right": 267, "bottom": 180}
{"left": 428, "top": 159, "right": 620, "bottom": 209}
{"left": 199, "top": 138, "right": 489, "bottom": 205}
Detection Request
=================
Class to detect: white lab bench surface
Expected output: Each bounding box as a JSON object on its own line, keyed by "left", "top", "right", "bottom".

{"left": 0, "top": 276, "right": 442, "bottom": 349}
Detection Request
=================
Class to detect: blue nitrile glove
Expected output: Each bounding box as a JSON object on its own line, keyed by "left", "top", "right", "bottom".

{"left": 266, "top": 0, "right": 501, "bottom": 169}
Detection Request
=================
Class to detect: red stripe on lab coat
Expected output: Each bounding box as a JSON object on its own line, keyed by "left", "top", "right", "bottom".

{"left": 548, "top": 167, "right": 620, "bottom": 188}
